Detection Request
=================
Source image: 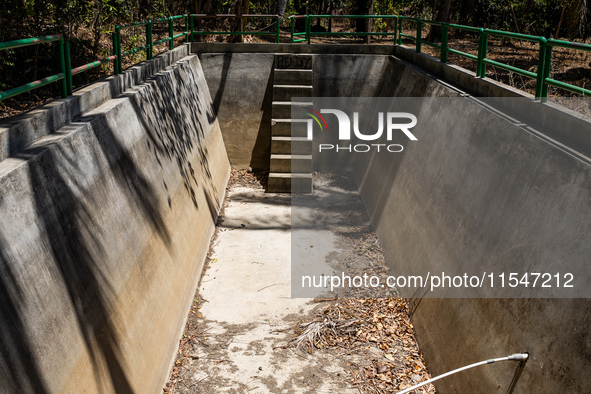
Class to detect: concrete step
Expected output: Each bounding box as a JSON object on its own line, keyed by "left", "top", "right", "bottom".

{"left": 270, "top": 154, "right": 313, "bottom": 173}
{"left": 274, "top": 54, "right": 313, "bottom": 70}
{"left": 271, "top": 119, "right": 310, "bottom": 137}
{"left": 271, "top": 136, "right": 313, "bottom": 155}
{"left": 267, "top": 173, "right": 313, "bottom": 193}
{"left": 274, "top": 69, "right": 314, "bottom": 85}
{"left": 273, "top": 85, "right": 313, "bottom": 101}
{"left": 272, "top": 101, "right": 313, "bottom": 119}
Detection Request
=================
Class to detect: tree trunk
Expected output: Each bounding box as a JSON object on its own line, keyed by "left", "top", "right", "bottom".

{"left": 293, "top": 0, "right": 307, "bottom": 30}
{"left": 458, "top": 0, "right": 473, "bottom": 26}
{"left": 354, "top": 0, "right": 374, "bottom": 43}
{"left": 428, "top": 0, "right": 451, "bottom": 41}
{"left": 276, "top": 0, "right": 288, "bottom": 16}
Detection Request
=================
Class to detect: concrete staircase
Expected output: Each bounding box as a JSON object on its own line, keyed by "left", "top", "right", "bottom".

{"left": 267, "top": 54, "right": 314, "bottom": 193}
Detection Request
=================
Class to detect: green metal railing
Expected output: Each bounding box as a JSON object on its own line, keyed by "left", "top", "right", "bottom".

{"left": 396, "top": 16, "right": 590, "bottom": 99}
{"left": 115, "top": 15, "right": 189, "bottom": 73}
{"left": 289, "top": 15, "right": 398, "bottom": 44}
{"left": 289, "top": 15, "right": 308, "bottom": 43}
{"left": 190, "top": 14, "right": 281, "bottom": 44}
{"left": 0, "top": 35, "right": 67, "bottom": 100}
{"left": 2, "top": 14, "right": 591, "bottom": 102}
{"left": 541, "top": 38, "right": 591, "bottom": 99}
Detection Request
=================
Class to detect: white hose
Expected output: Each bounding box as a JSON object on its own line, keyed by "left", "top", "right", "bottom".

{"left": 396, "top": 353, "right": 529, "bottom": 394}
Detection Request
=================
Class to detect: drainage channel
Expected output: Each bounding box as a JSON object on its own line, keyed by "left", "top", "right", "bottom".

{"left": 164, "top": 170, "right": 436, "bottom": 394}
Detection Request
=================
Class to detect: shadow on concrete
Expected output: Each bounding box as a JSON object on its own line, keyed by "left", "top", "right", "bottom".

{"left": 251, "top": 65, "right": 274, "bottom": 173}
{"left": 123, "top": 62, "right": 222, "bottom": 223}
{"left": 211, "top": 53, "right": 233, "bottom": 117}
{"left": 0, "top": 51, "right": 223, "bottom": 394}
{"left": 0, "top": 228, "right": 50, "bottom": 393}
{"left": 27, "top": 143, "right": 135, "bottom": 394}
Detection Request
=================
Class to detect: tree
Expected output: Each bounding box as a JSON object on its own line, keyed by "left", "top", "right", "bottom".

{"left": 428, "top": 0, "right": 451, "bottom": 40}
{"left": 355, "top": 0, "right": 374, "bottom": 43}
{"left": 276, "top": 0, "right": 287, "bottom": 15}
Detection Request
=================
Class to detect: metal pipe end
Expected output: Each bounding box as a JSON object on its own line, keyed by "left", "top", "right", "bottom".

{"left": 508, "top": 353, "right": 529, "bottom": 361}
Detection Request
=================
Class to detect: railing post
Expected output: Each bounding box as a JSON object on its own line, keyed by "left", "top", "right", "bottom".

{"left": 112, "top": 31, "right": 118, "bottom": 74}
{"left": 58, "top": 38, "right": 67, "bottom": 98}
{"left": 416, "top": 18, "right": 422, "bottom": 53}
{"left": 115, "top": 25, "right": 122, "bottom": 74}
{"left": 64, "top": 41, "right": 73, "bottom": 95}
{"left": 441, "top": 22, "right": 449, "bottom": 63}
{"left": 169, "top": 17, "right": 174, "bottom": 50}
{"left": 189, "top": 15, "right": 194, "bottom": 43}
{"left": 185, "top": 14, "right": 190, "bottom": 43}
{"left": 541, "top": 40, "right": 553, "bottom": 101}
{"left": 306, "top": 15, "right": 311, "bottom": 44}
{"left": 276, "top": 16, "right": 281, "bottom": 43}
{"left": 394, "top": 15, "right": 398, "bottom": 45}
{"left": 398, "top": 17, "right": 403, "bottom": 45}
{"left": 147, "top": 20, "right": 153, "bottom": 60}
{"left": 534, "top": 37, "right": 547, "bottom": 100}
{"left": 477, "top": 28, "right": 487, "bottom": 78}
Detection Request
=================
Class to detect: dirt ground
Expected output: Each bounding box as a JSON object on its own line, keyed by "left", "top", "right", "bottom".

{"left": 163, "top": 170, "right": 436, "bottom": 394}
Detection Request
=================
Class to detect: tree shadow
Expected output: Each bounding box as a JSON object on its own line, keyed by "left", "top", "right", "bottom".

{"left": 27, "top": 143, "right": 135, "bottom": 394}
{"left": 123, "top": 59, "right": 222, "bottom": 223}
{"left": 0, "top": 50, "right": 225, "bottom": 394}
{"left": 0, "top": 225, "right": 50, "bottom": 393}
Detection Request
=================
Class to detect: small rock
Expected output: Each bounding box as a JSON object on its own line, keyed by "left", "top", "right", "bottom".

{"left": 258, "top": 366, "right": 263, "bottom": 371}
{"left": 247, "top": 167, "right": 253, "bottom": 173}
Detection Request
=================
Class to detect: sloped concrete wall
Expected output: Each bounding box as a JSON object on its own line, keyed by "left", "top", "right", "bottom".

{"left": 199, "top": 53, "right": 275, "bottom": 169}
{"left": 0, "top": 55, "right": 230, "bottom": 393}
{"left": 195, "top": 46, "right": 591, "bottom": 393}
{"left": 0, "top": 45, "right": 191, "bottom": 163}
{"left": 196, "top": 47, "right": 397, "bottom": 170}
{"left": 353, "top": 57, "right": 591, "bottom": 393}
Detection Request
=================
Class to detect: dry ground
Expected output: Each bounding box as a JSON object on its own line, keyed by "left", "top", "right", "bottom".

{"left": 163, "top": 169, "right": 436, "bottom": 394}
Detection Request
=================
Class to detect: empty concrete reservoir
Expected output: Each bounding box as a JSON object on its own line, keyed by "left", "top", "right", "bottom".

{"left": 0, "top": 42, "right": 590, "bottom": 393}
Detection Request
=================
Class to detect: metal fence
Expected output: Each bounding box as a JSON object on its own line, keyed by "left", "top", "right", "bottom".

{"left": 2, "top": 14, "right": 591, "bottom": 103}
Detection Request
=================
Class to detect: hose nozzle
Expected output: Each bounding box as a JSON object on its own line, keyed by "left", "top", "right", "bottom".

{"left": 508, "top": 353, "right": 529, "bottom": 361}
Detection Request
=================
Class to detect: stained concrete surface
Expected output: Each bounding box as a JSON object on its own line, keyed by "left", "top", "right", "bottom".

{"left": 166, "top": 174, "right": 424, "bottom": 393}
{"left": 172, "top": 184, "right": 355, "bottom": 393}
{"left": 0, "top": 54, "right": 230, "bottom": 394}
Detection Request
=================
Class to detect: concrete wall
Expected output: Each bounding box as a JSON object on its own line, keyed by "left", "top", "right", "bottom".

{"left": 353, "top": 55, "right": 591, "bottom": 393}
{"left": 195, "top": 43, "right": 591, "bottom": 167}
{"left": 0, "top": 54, "right": 230, "bottom": 393}
{"left": 0, "top": 45, "right": 191, "bottom": 163}
{"left": 198, "top": 52, "right": 274, "bottom": 169}
{"left": 194, "top": 45, "right": 591, "bottom": 392}
{"left": 195, "top": 44, "right": 397, "bottom": 170}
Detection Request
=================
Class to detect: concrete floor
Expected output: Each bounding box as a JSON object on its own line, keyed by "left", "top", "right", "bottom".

{"left": 167, "top": 174, "right": 417, "bottom": 393}
{"left": 171, "top": 184, "right": 358, "bottom": 393}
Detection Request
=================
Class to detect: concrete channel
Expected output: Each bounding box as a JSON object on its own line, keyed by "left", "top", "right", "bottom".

{"left": 0, "top": 42, "right": 589, "bottom": 393}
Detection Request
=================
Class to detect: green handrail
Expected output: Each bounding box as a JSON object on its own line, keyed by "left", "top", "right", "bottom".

{"left": 540, "top": 38, "right": 591, "bottom": 100}
{"left": 117, "top": 14, "right": 188, "bottom": 68}
{"left": 3, "top": 14, "right": 591, "bottom": 103}
{"left": 190, "top": 14, "right": 281, "bottom": 44}
{"left": 288, "top": 16, "right": 307, "bottom": 43}
{"left": 0, "top": 34, "right": 67, "bottom": 101}
{"left": 292, "top": 15, "right": 399, "bottom": 44}
{"left": 398, "top": 17, "right": 550, "bottom": 98}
